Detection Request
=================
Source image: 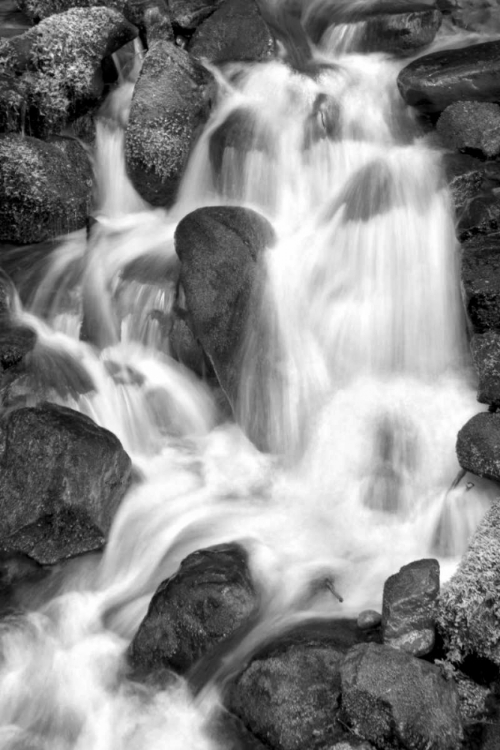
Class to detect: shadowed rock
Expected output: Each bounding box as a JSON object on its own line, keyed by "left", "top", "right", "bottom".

{"left": 442, "top": 152, "right": 484, "bottom": 217}
{"left": 456, "top": 411, "right": 500, "bottom": 482}
{"left": 471, "top": 331, "right": 500, "bottom": 409}
{"left": 437, "top": 101, "right": 500, "bottom": 158}
{"left": 461, "top": 233, "right": 500, "bottom": 333}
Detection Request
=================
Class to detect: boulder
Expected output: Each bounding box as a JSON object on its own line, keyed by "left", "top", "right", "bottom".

{"left": 438, "top": 499, "right": 500, "bottom": 665}
{"left": 437, "top": 101, "right": 500, "bottom": 158}
{"left": 15, "top": 0, "right": 125, "bottom": 22}
{"left": 340, "top": 642, "right": 463, "bottom": 750}
{"left": 174, "top": 206, "right": 275, "bottom": 422}
{"left": 446, "top": 0, "right": 500, "bottom": 33}
{"left": 0, "top": 7, "right": 138, "bottom": 137}
{"left": 458, "top": 190, "right": 500, "bottom": 242}
{"left": 125, "top": 40, "right": 213, "bottom": 206}
{"left": 382, "top": 558, "right": 440, "bottom": 657}
{"left": 0, "top": 325, "right": 36, "bottom": 371}
{"left": 0, "top": 549, "right": 47, "bottom": 616}
{"left": 357, "top": 610, "right": 382, "bottom": 631}
{"left": 0, "top": 134, "right": 92, "bottom": 244}
{"left": 461, "top": 233, "right": 500, "bottom": 333}
{"left": 358, "top": 6, "right": 442, "bottom": 56}
{"left": 227, "top": 620, "right": 360, "bottom": 750}
{"left": 471, "top": 331, "right": 500, "bottom": 408}
{"left": 129, "top": 543, "right": 257, "bottom": 675}
{"left": 442, "top": 151, "right": 484, "bottom": 217}
{"left": 188, "top": 0, "right": 275, "bottom": 64}
{"left": 397, "top": 40, "right": 500, "bottom": 114}
{"left": 167, "top": 0, "right": 224, "bottom": 31}
{"left": 456, "top": 411, "right": 500, "bottom": 482}
{"left": 0, "top": 403, "right": 132, "bottom": 564}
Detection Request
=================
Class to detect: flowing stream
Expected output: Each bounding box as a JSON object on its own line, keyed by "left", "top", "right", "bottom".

{"left": 0, "top": 10, "right": 496, "bottom": 749}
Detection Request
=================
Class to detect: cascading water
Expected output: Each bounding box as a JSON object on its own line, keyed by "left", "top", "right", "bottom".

{"left": 0, "top": 10, "right": 496, "bottom": 750}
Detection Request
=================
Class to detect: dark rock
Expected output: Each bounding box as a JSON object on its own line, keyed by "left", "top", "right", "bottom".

{"left": 471, "top": 331, "right": 500, "bottom": 408}
{"left": 188, "top": 0, "right": 275, "bottom": 65}
{"left": 174, "top": 206, "right": 275, "bottom": 422}
{"left": 442, "top": 151, "right": 484, "bottom": 216}
{"left": 458, "top": 190, "right": 500, "bottom": 242}
{"left": 437, "top": 101, "right": 500, "bottom": 158}
{"left": 125, "top": 40, "right": 213, "bottom": 206}
{"left": 227, "top": 620, "right": 359, "bottom": 750}
{"left": 0, "top": 134, "right": 92, "bottom": 244}
{"left": 456, "top": 411, "right": 500, "bottom": 482}
{"left": 129, "top": 543, "right": 257, "bottom": 675}
{"left": 0, "top": 8, "right": 138, "bottom": 137}
{"left": 167, "top": 0, "right": 224, "bottom": 30}
{"left": 340, "top": 642, "right": 463, "bottom": 750}
{"left": 382, "top": 558, "right": 440, "bottom": 657}
{"left": 0, "top": 325, "right": 36, "bottom": 370}
{"left": 359, "top": 7, "right": 442, "bottom": 56}
{"left": 0, "top": 402, "right": 132, "bottom": 564}
{"left": 169, "top": 315, "right": 207, "bottom": 377}
{"left": 209, "top": 107, "right": 272, "bottom": 179}
{"left": 208, "top": 710, "right": 269, "bottom": 750}
{"left": 461, "top": 233, "right": 500, "bottom": 333}
{"left": 397, "top": 40, "right": 500, "bottom": 114}
{"left": 438, "top": 499, "right": 500, "bottom": 665}
{"left": 357, "top": 610, "right": 382, "bottom": 631}
{"left": 0, "top": 549, "right": 47, "bottom": 615}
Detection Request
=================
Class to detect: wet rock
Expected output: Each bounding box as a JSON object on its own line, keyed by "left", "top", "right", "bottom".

{"left": 357, "top": 610, "right": 382, "bottom": 631}
{"left": 471, "top": 331, "right": 500, "bottom": 408}
{"left": 438, "top": 498, "right": 500, "bottom": 665}
{"left": 129, "top": 543, "right": 257, "bottom": 675}
{"left": 0, "top": 8, "right": 138, "bottom": 137}
{"left": 461, "top": 233, "right": 500, "bottom": 333}
{"left": 0, "top": 325, "right": 36, "bottom": 370}
{"left": 458, "top": 190, "right": 500, "bottom": 242}
{"left": 169, "top": 315, "right": 207, "bottom": 378}
{"left": 0, "top": 549, "right": 47, "bottom": 615}
{"left": 167, "top": 0, "right": 224, "bottom": 31}
{"left": 188, "top": 0, "right": 275, "bottom": 65}
{"left": 15, "top": 0, "right": 126, "bottom": 22}
{"left": 382, "top": 558, "right": 440, "bottom": 657}
{"left": 456, "top": 411, "right": 500, "bottom": 482}
{"left": 397, "top": 40, "right": 500, "bottom": 114}
{"left": 447, "top": 0, "right": 500, "bottom": 33}
{"left": 437, "top": 101, "right": 500, "bottom": 158}
{"left": 227, "top": 620, "right": 360, "bottom": 750}
{"left": 340, "top": 642, "right": 463, "bottom": 750}
{"left": 442, "top": 151, "right": 484, "bottom": 217}
{"left": 125, "top": 40, "right": 213, "bottom": 206}
{"left": 0, "top": 403, "right": 132, "bottom": 564}
{"left": 359, "top": 6, "right": 442, "bottom": 56}
{"left": 0, "top": 134, "right": 92, "bottom": 244}
{"left": 174, "top": 206, "right": 275, "bottom": 423}
{"left": 208, "top": 710, "right": 269, "bottom": 750}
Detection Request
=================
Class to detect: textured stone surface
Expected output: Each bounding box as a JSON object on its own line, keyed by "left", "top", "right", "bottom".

{"left": 340, "top": 642, "right": 463, "bottom": 750}
{"left": 456, "top": 411, "right": 500, "bottom": 482}
{"left": 15, "top": 0, "right": 125, "bottom": 21}
{"left": 447, "top": 0, "right": 500, "bottom": 33}
{"left": 397, "top": 40, "right": 500, "bottom": 114}
{"left": 357, "top": 610, "right": 382, "bottom": 631}
{"left": 359, "top": 7, "right": 442, "bottom": 55}
{"left": 129, "top": 543, "right": 257, "bottom": 674}
{"left": 471, "top": 330, "right": 500, "bottom": 408}
{"left": 442, "top": 151, "right": 484, "bottom": 217}
{"left": 0, "top": 403, "right": 132, "bottom": 564}
{"left": 461, "top": 233, "right": 500, "bottom": 333}
{"left": 382, "top": 558, "right": 440, "bottom": 657}
{"left": 458, "top": 191, "right": 500, "bottom": 242}
{"left": 437, "top": 101, "right": 500, "bottom": 158}
{"left": 167, "top": 0, "right": 223, "bottom": 30}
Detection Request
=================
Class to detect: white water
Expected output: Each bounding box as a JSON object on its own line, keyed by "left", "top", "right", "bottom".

{"left": 0, "top": 17, "right": 496, "bottom": 750}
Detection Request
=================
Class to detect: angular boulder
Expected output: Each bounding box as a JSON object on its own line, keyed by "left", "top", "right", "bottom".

{"left": 471, "top": 331, "right": 500, "bottom": 408}
{"left": 0, "top": 7, "right": 138, "bottom": 137}
{"left": 188, "top": 0, "right": 275, "bottom": 64}
{"left": 437, "top": 101, "right": 500, "bottom": 158}
{"left": 456, "top": 411, "right": 500, "bottom": 482}
{"left": 461, "top": 233, "right": 500, "bottom": 333}
{"left": 129, "top": 543, "right": 257, "bottom": 675}
{"left": 125, "top": 40, "right": 213, "bottom": 206}
{"left": 0, "top": 403, "right": 132, "bottom": 564}
{"left": 382, "top": 558, "right": 440, "bottom": 657}
{"left": 397, "top": 40, "right": 500, "bottom": 114}
{"left": 438, "top": 499, "right": 500, "bottom": 665}
{"left": 0, "top": 134, "right": 92, "bottom": 244}
{"left": 340, "top": 643, "right": 463, "bottom": 750}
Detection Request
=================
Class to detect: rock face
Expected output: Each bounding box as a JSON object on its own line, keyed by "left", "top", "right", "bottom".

{"left": 0, "top": 7, "right": 138, "bottom": 137}
{"left": 167, "top": 0, "right": 224, "bottom": 30}
{"left": 438, "top": 499, "right": 500, "bottom": 665}
{"left": 442, "top": 152, "right": 484, "bottom": 217}
{"left": 359, "top": 7, "right": 442, "bottom": 56}
{"left": 174, "top": 206, "right": 275, "bottom": 414}
{"left": 125, "top": 40, "right": 213, "bottom": 206}
{"left": 0, "top": 134, "right": 92, "bottom": 244}
{"left": 382, "top": 558, "right": 440, "bottom": 657}
{"left": 461, "top": 233, "right": 500, "bottom": 333}
{"left": 15, "top": 0, "right": 126, "bottom": 22}
{"left": 437, "top": 101, "right": 500, "bottom": 158}
{"left": 456, "top": 411, "right": 500, "bottom": 482}
{"left": 471, "top": 331, "right": 500, "bottom": 408}
{"left": 397, "top": 40, "right": 500, "bottom": 114}
{"left": 0, "top": 325, "right": 36, "bottom": 371}
{"left": 340, "top": 643, "right": 463, "bottom": 750}
{"left": 129, "top": 543, "right": 257, "bottom": 675}
{"left": 188, "top": 0, "right": 275, "bottom": 64}
{"left": 227, "top": 620, "right": 359, "bottom": 750}
{"left": 0, "top": 403, "right": 132, "bottom": 565}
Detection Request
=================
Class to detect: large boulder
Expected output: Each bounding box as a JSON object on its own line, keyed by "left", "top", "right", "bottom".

{"left": 438, "top": 499, "right": 500, "bottom": 665}
{"left": 174, "top": 206, "right": 275, "bottom": 414}
{"left": 456, "top": 411, "right": 500, "bottom": 482}
{"left": 125, "top": 40, "right": 213, "bottom": 206}
{"left": 382, "top": 558, "right": 440, "bottom": 657}
{"left": 227, "top": 620, "right": 360, "bottom": 750}
{"left": 0, "top": 7, "right": 138, "bottom": 137}
{"left": 471, "top": 330, "right": 500, "bottom": 408}
{"left": 437, "top": 101, "right": 500, "bottom": 158}
{"left": 461, "top": 233, "right": 500, "bottom": 333}
{"left": 0, "top": 134, "right": 92, "bottom": 244}
{"left": 340, "top": 643, "right": 463, "bottom": 750}
{"left": 129, "top": 543, "right": 257, "bottom": 675}
{"left": 397, "top": 40, "right": 500, "bottom": 114}
{"left": 0, "top": 403, "right": 132, "bottom": 564}
{"left": 188, "top": 0, "right": 275, "bottom": 64}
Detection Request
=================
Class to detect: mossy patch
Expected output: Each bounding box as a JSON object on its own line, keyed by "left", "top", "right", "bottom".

{"left": 16, "top": 0, "right": 126, "bottom": 22}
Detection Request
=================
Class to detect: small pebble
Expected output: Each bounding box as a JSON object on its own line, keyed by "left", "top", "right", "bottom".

{"left": 357, "top": 609, "right": 382, "bottom": 630}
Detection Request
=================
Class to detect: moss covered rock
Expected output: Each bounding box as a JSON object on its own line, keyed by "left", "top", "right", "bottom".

{"left": 125, "top": 39, "right": 213, "bottom": 206}
{"left": 438, "top": 499, "right": 500, "bottom": 665}
{"left": 15, "top": 0, "right": 125, "bottom": 22}
{"left": 0, "top": 133, "right": 92, "bottom": 243}
{"left": 0, "top": 7, "right": 138, "bottom": 137}
{"left": 437, "top": 101, "right": 500, "bottom": 158}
